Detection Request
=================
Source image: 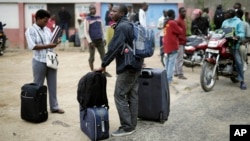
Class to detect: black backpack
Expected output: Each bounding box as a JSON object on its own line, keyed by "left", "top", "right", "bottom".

{"left": 77, "top": 72, "right": 109, "bottom": 110}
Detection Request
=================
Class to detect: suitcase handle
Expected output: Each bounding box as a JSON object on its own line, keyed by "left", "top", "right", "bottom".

{"left": 140, "top": 70, "right": 153, "bottom": 78}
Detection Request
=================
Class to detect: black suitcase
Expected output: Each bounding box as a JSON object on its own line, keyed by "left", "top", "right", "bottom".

{"left": 21, "top": 83, "right": 48, "bottom": 123}
{"left": 138, "top": 68, "right": 170, "bottom": 123}
{"left": 80, "top": 106, "right": 109, "bottom": 141}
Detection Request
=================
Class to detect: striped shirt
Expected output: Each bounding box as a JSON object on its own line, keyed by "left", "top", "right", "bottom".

{"left": 25, "top": 24, "right": 53, "bottom": 63}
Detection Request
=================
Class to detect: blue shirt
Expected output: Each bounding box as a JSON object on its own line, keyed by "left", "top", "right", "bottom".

{"left": 221, "top": 16, "right": 245, "bottom": 49}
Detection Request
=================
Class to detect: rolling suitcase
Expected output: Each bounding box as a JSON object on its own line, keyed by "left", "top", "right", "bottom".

{"left": 138, "top": 68, "right": 170, "bottom": 123}
{"left": 21, "top": 83, "right": 48, "bottom": 123}
{"left": 80, "top": 106, "right": 109, "bottom": 141}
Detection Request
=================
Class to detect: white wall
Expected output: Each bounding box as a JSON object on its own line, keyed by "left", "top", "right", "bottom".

{"left": 0, "top": 4, "right": 19, "bottom": 28}
{"left": 24, "top": 4, "right": 47, "bottom": 28}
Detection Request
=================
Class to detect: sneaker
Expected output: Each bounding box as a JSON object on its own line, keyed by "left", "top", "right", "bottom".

{"left": 111, "top": 128, "right": 135, "bottom": 137}
{"left": 240, "top": 81, "right": 247, "bottom": 90}
{"left": 103, "top": 72, "right": 112, "bottom": 77}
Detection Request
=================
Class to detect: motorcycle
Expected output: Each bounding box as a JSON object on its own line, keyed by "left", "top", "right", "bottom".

{"left": 183, "top": 34, "right": 208, "bottom": 68}
{"left": 200, "top": 27, "right": 239, "bottom": 92}
{"left": 0, "top": 22, "right": 7, "bottom": 56}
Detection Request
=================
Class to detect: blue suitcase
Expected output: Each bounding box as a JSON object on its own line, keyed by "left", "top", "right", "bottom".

{"left": 138, "top": 68, "right": 170, "bottom": 123}
{"left": 80, "top": 106, "right": 109, "bottom": 141}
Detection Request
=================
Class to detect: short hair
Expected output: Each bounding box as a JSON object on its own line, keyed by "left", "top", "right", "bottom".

{"left": 142, "top": 2, "right": 148, "bottom": 7}
{"left": 234, "top": 2, "right": 241, "bottom": 9}
{"left": 203, "top": 8, "right": 209, "bottom": 13}
{"left": 167, "top": 9, "right": 175, "bottom": 18}
{"left": 89, "top": 4, "right": 95, "bottom": 9}
{"left": 226, "top": 9, "right": 236, "bottom": 17}
{"left": 118, "top": 4, "right": 128, "bottom": 15}
{"left": 35, "top": 9, "right": 50, "bottom": 20}
{"left": 179, "top": 7, "right": 185, "bottom": 13}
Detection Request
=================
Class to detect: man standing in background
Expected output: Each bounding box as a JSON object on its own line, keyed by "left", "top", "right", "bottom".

{"left": 157, "top": 10, "right": 168, "bottom": 55}
{"left": 84, "top": 4, "right": 112, "bottom": 77}
{"left": 138, "top": 2, "right": 148, "bottom": 27}
{"left": 174, "top": 7, "right": 187, "bottom": 80}
{"left": 105, "top": 3, "right": 115, "bottom": 47}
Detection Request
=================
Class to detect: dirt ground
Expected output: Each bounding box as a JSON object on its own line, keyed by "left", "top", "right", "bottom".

{"left": 1, "top": 47, "right": 249, "bottom": 141}
{"left": 0, "top": 47, "right": 176, "bottom": 141}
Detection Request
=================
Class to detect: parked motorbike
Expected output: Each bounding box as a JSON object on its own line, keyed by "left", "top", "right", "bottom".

{"left": 0, "top": 22, "right": 7, "bottom": 56}
{"left": 183, "top": 28, "right": 210, "bottom": 68}
{"left": 200, "top": 27, "right": 239, "bottom": 92}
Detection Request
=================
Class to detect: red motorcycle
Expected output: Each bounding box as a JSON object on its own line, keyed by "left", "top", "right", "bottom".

{"left": 200, "top": 27, "right": 239, "bottom": 92}
{"left": 183, "top": 34, "right": 208, "bottom": 68}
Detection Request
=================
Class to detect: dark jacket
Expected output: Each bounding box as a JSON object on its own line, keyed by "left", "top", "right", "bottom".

{"left": 191, "top": 17, "right": 209, "bottom": 35}
{"left": 101, "top": 16, "right": 143, "bottom": 74}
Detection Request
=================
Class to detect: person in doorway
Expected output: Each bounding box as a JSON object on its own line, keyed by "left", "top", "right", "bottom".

{"left": 25, "top": 9, "right": 64, "bottom": 114}
{"left": 58, "top": 6, "right": 71, "bottom": 40}
{"left": 174, "top": 7, "right": 187, "bottom": 80}
{"left": 94, "top": 4, "right": 143, "bottom": 137}
{"left": 84, "top": 4, "right": 112, "bottom": 77}
{"left": 163, "top": 9, "right": 182, "bottom": 83}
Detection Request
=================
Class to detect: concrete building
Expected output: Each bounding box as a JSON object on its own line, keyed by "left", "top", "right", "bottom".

{"left": 0, "top": 0, "right": 184, "bottom": 48}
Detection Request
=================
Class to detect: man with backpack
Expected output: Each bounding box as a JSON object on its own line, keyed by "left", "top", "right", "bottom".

{"left": 94, "top": 4, "right": 143, "bottom": 137}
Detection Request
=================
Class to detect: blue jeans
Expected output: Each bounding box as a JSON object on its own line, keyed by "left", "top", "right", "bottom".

{"left": 232, "top": 49, "right": 244, "bottom": 82}
{"left": 59, "top": 22, "right": 69, "bottom": 40}
{"left": 165, "top": 51, "right": 178, "bottom": 83}
{"left": 114, "top": 69, "right": 140, "bottom": 131}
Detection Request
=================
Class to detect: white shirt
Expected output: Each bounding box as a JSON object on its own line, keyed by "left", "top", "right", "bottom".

{"left": 157, "top": 16, "right": 165, "bottom": 36}
{"left": 25, "top": 24, "right": 53, "bottom": 63}
{"left": 139, "top": 9, "right": 147, "bottom": 27}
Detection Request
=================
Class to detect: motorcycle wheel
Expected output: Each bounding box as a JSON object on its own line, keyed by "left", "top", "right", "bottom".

{"left": 200, "top": 62, "right": 216, "bottom": 92}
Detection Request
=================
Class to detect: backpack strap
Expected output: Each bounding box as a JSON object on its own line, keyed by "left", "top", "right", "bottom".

{"left": 99, "top": 72, "right": 109, "bottom": 109}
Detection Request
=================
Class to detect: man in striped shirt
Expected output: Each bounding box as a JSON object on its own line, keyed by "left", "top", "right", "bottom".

{"left": 25, "top": 9, "right": 64, "bottom": 114}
